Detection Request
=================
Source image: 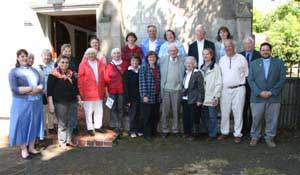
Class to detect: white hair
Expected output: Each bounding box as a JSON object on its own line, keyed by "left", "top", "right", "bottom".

{"left": 28, "top": 52, "right": 34, "bottom": 59}
{"left": 84, "top": 48, "right": 97, "bottom": 56}
{"left": 168, "top": 43, "right": 178, "bottom": 51}
{"left": 184, "top": 56, "right": 197, "bottom": 68}
{"left": 41, "top": 49, "right": 52, "bottom": 57}
{"left": 243, "top": 36, "right": 254, "bottom": 43}
{"left": 110, "top": 48, "right": 121, "bottom": 57}
{"left": 195, "top": 24, "right": 205, "bottom": 33}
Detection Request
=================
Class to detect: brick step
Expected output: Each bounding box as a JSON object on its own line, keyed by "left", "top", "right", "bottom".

{"left": 72, "top": 130, "right": 117, "bottom": 147}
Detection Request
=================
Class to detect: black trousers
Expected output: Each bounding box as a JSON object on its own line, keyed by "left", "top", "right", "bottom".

{"left": 182, "top": 100, "right": 197, "bottom": 136}
{"left": 141, "top": 100, "right": 160, "bottom": 138}
{"left": 242, "top": 82, "right": 253, "bottom": 136}
{"left": 128, "top": 102, "right": 142, "bottom": 134}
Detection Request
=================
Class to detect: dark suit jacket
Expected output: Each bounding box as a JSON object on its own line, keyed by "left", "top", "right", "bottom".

{"left": 240, "top": 49, "right": 261, "bottom": 65}
{"left": 188, "top": 40, "right": 215, "bottom": 67}
{"left": 182, "top": 70, "right": 204, "bottom": 104}
{"left": 248, "top": 57, "right": 286, "bottom": 103}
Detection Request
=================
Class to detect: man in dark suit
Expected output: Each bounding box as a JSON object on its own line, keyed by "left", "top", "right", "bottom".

{"left": 187, "top": 24, "right": 215, "bottom": 137}
{"left": 239, "top": 36, "right": 261, "bottom": 137}
{"left": 188, "top": 24, "right": 215, "bottom": 69}
{"left": 248, "top": 42, "right": 285, "bottom": 147}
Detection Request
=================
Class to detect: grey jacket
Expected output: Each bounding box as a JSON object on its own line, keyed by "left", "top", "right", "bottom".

{"left": 182, "top": 69, "right": 205, "bottom": 104}
{"left": 248, "top": 57, "right": 286, "bottom": 103}
{"left": 159, "top": 56, "right": 185, "bottom": 92}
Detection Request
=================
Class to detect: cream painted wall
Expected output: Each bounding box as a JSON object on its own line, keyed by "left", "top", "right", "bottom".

{"left": 0, "top": 0, "right": 52, "bottom": 118}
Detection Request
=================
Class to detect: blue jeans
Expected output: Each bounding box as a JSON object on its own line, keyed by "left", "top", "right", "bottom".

{"left": 203, "top": 106, "right": 218, "bottom": 138}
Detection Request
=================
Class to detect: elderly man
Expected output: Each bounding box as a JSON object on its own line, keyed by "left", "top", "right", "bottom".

{"left": 218, "top": 39, "right": 248, "bottom": 143}
{"left": 188, "top": 24, "right": 215, "bottom": 135}
{"left": 140, "top": 25, "right": 164, "bottom": 64}
{"left": 160, "top": 44, "right": 185, "bottom": 138}
{"left": 37, "top": 49, "right": 56, "bottom": 135}
{"left": 248, "top": 42, "right": 285, "bottom": 148}
{"left": 239, "top": 36, "right": 261, "bottom": 136}
{"left": 188, "top": 24, "right": 215, "bottom": 69}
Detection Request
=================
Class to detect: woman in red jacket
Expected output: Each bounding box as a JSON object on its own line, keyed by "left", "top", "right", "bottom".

{"left": 78, "top": 48, "right": 106, "bottom": 136}
{"left": 104, "top": 48, "right": 127, "bottom": 138}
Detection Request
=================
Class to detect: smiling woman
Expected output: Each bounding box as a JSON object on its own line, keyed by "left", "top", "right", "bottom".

{"left": 8, "top": 49, "right": 44, "bottom": 159}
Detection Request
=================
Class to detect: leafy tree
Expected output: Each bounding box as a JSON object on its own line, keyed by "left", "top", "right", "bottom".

{"left": 253, "top": 0, "right": 300, "bottom": 62}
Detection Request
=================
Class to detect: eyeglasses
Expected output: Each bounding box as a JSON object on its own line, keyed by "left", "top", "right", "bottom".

{"left": 60, "top": 61, "right": 69, "bottom": 64}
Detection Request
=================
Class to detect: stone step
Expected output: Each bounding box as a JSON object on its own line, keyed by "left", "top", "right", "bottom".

{"left": 0, "top": 135, "right": 9, "bottom": 148}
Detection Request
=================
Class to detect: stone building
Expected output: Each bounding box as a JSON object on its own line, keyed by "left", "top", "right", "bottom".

{"left": 0, "top": 0, "right": 253, "bottom": 134}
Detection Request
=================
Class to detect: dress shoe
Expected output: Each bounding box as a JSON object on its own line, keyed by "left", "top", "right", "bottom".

{"left": 266, "top": 139, "right": 276, "bottom": 148}
{"left": 73, "top": 128, "right": 79, "bottom": 135}
{"left": 249, "top": 139, "right": 258, "bottom": 147}
{"left": 95, "top": 128, "right": 106, "bottom": 133}
{"left": 28, "top": 151, "right": 41, "bottom": 156}
{"left": 174, "top": 133, "right": 181, "bottom": 138}
{"left": 234, "top": 137, "right": 242, "bottom": 144}
{"left": 206, "top": 137, "right": 216, "bottom": 142}
{"left": 87, "top": 130, "right": 95, "bottom": 136}
{"left": 48, "top": 128, "right": 57, "bottom": 135}
{"left": 161, "top": 133, "right": 169, "bottom": 139}
{"left": 217, "top": 134, "right": 228, "bottom": 141}
{"left": 186, "top": 136, "right": 195, "bottom": 141}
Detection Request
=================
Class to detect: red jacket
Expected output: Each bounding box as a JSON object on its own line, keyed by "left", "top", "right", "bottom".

{"left": 104, "top": 61, "right": 127, "bottom": 94}
{"left": 78, "top": 58, "right": 105, "bottom": 101}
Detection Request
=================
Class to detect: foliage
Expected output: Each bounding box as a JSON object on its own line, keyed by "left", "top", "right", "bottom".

{"left": 253, "top": 0, "right": 300, "bottom": 62}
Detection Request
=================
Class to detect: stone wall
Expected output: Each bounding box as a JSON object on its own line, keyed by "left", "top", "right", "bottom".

{"left": 97, "top": 0, "right": 253, "bottom": 56}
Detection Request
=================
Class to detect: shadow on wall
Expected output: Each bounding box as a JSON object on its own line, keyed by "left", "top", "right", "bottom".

{"left": 120, "top": 0, "right": 236, "bottom": 48}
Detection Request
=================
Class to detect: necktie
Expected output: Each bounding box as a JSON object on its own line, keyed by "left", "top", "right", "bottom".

{"left": 246, "top": 53, "right": 250, "bottom": 67}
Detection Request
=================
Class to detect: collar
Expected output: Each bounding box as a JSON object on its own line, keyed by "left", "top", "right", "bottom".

{"left": 169, "top": 56, "right": 178, "bottom": 61}
{"left": 112, "top": 59, "right": 123, "bottom": 65}
{"left": 128, "top": 66, "right": 139, "bottom": 73}
{"left": 186, "top": 68, "right": 199, "bottom": 74}
{"left": 149, "top": 38, "right": 157, "bottom": 43}
{"left": 197, "top": 39, "right": 205, "bottom": 44}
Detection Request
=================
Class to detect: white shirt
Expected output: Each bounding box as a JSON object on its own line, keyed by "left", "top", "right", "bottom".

{"left": 88, "top": 60, "right": 99, "bottom": 84}
{"left": 197, "top": 39, "right": 204, "bottom": 68}
{"left": 219, "top": 53, "right": 249, "bottom": 88}
{"left": 149, "top": 39, "right": 157, "bottom": 51}
{"left": 182, "top": 70, "right": 193, "bottom": 100}
{"left": 169, "top": 56, "right": 178, "bottom": 62}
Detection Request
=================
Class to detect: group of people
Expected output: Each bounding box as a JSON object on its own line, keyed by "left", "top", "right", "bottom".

{"left": 8, "top": 24, "right": 286, "bottom": 159}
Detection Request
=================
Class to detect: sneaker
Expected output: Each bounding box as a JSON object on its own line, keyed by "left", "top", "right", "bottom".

{"left": 217, "top": 134, "right": 228, "bottom": 141}
{"left": 266, "top": 139, "right": 276, "bottom": 148}
{"left": 137, "top": 132, "right": 143, "bottom": 137}
{"left": 87, "top": 130, "right": 95, "bottom": 136}
{"left": 249, "top": 139, "right": 258, "bottom": 147}
{"left": 130, "top": 133, "right": 137, "bottom": 138}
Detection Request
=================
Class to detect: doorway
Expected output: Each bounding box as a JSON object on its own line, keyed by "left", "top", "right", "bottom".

{"left": 51, "top": 14, "right": 96, "bottom": 65}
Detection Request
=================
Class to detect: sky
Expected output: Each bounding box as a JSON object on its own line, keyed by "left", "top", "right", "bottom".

{"left": 254, "top": 0, "right": 290, "bottom": 13}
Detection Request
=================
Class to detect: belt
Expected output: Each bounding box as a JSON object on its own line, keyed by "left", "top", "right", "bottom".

{"left": 228, "top": 84, "right": 245, "bottom": 89}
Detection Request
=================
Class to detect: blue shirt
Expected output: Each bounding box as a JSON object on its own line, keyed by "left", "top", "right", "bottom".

{"left": 158, "top": 40, "right": 186, "bottom": 59}
{"left": 38, "top": 62, "right": 55, "bottom": 93}
{"left": 263, "top": 57, "right": 271, "bottom": 79}
{"left": 140, "top": 37, "right": 164, "bottom": 65}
